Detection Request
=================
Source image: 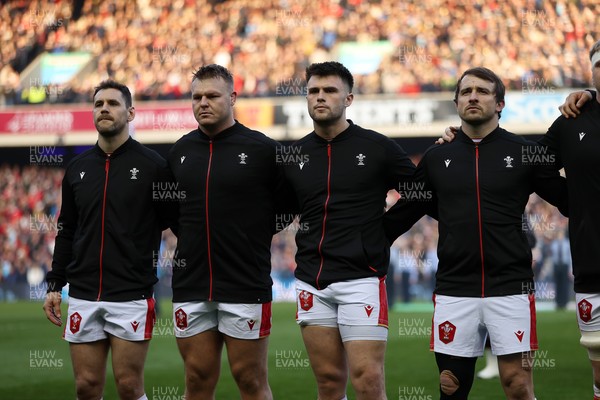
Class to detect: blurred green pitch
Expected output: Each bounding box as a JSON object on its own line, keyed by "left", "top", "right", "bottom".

{"left": 0, "top": 301, "right": 590, "bottom": 399}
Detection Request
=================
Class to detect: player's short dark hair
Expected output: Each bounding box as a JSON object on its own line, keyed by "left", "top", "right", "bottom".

{"left": 454, "top": 67, "right": 505, "bottom": 118}
{"left": 589, "top": 40, "right": 600, "bottom": 61}
{"left": 192, "top": 64, "right": 234, "bottom": 90}
{"left": 306, "top": 61, "right": 354, "bottom": 92}
{"left": 93, "top": 80, "right": 132, "bottom": 108}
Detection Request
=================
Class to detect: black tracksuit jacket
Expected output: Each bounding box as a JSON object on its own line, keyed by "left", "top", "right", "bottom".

{"left": 168, "top": 122, "right": 287, "bottom": 303}
{"left": 47, "top": 137, "right": 173, "bottom": 301}
{"left": 385, "top": 127, "right": 569, "bottom": 297}
{"left": 283, "top": 121, "right": 415, "bottom": 290}
{"left": 540, "top": 98, "right": 600, "bottom": 293}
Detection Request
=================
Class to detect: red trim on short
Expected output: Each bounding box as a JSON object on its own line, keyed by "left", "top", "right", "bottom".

{"left": 378, "top": 276, "right": 389, "bottom": 327}
{"left": 259, "top": 302, "right": 272, "bottom": 337}
{"left": 528, "top": 293, "right": 538, "bottom": 350}
{"left": 144, "top": 298, "right": 156, "bottom": 340}
{"left": 430, "top": 294, "right": 436, "bottom": 350}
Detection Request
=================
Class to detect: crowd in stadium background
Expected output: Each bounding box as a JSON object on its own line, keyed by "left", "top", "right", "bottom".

{"left": 0, "top": 0, "right": 587, "bottom": 308}
{"left": 0, "top": 0, "right": 599, "bottom": 105}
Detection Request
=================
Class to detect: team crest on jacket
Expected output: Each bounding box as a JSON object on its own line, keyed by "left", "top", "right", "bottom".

{"left": 356, "top": 153, "right": 366, "bottom": 166}
{"left": 175, "top": 308, "right": 188, "bottom": 329}
{"left": 239, "top": 153, "right": 248, "bottom": 164}
{"left": 578, "top": 299, "right": 593, "bottom": 323}
{"left": 299, "top": 290, "right": 313, "bottom": 311}
{"left": 70, "top": 312, "right": 82, "bottom": 334}
{"left": 503, "top": 156, "right": 514, "bottom": 168}
{"left": 130, "top": 167, "right": 139, "bottom": 179}
{"left": 438, "top": 320, "right": 456, "bottom": 344}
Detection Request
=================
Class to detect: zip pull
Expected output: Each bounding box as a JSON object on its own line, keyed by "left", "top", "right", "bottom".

{"left": 327, "top": 143, "right": 331, "bottom": 157}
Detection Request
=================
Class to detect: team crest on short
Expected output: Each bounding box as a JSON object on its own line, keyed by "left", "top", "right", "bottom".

{"left": 578, "top": 299, "right": 593, "bottom": 323}
{"left": 438, "top": 320, "right": 456, "bottom": 344}
{"left": 70, "top": 312, "right": 82, "bottom": 334}
{"left": 299, "top": 290, "right": 313, "bottom": 311}
{"left": 175, "top": 308, "right": 188, "bottom": 329}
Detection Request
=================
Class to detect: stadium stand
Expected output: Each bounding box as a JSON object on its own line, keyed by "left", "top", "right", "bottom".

{"left": 0, "top": 0, "right": 598, "bottom": 104}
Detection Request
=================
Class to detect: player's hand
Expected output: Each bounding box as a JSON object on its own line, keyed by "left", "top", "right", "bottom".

{"left": 43, "top": 291, "right": 63, "bottom": 326}
{"left": 558, "top": 90, "right": 592, "bottom": 118}
{"left": 435, "top": 126, "right": 459, "bottom": 145}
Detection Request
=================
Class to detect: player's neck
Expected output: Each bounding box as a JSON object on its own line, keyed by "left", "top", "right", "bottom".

{"left": 199, "top": 118, "right": 235, "bottom": 139}
{"left": 461, "top": 120, "right": 499, "bottom": 140}
{"left": 98, "top": 131, "right": 129, "bottom": 154}
{"left": 314, "top": 119, "right": 350, "bottom": 141}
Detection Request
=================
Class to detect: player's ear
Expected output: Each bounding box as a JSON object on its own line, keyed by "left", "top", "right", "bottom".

{"left": 345, "top": 92, "right": 354, "bottom": 107}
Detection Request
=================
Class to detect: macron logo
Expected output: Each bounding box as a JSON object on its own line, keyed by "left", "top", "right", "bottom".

{"left": 514, "top": 330, "right": 524, "bottom": 342}
{"left": 131, "top": 321, "right": 140, "bottom": 332}
{"left": 180, "top": 156, "right": 186, "bottom": 164}
{"left": 299, "top": 161, "right": 305, "bottom": 170}
{"left": 80, "top": 172, "right": 86, "bottom": 180}
{"left": 247, "top": 320, "right": 256, "bottom": 330}
{"left": 579, "top": 132, "right": 586, "bottom": 141}
{"left": 444, "top": 159, "right": 451, "bottom": 168}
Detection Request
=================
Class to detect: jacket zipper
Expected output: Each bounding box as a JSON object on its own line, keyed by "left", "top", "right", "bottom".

{"left": 97, "top": 156, "right": 110, "bottom": 301}
{"left": 205, "top": 140, "right": 214, "bottom": 300}
{"left": 475, "top": 145, "right": 485, "bottom": 297}
{"left": 316, "top": 143, "right": 332, "bottom": 289}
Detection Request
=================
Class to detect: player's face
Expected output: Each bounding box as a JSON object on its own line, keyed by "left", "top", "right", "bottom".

{"left": 191, "top": 77, "right": 236, "bottom": 134}
{"left": 455, "top": 75, "right": 504, "bottom": 126}
{"left": 93, "top": 88, "right": 133, "bottom": 138}
{"left": 592, "top": 52, "right": 600, "bottom": 95}
{"left": 306, "top": 75, "right": 353, "bottom": 126}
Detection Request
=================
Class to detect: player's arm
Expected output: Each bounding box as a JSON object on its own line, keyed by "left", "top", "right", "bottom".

{"left": 273, "top": 146, "right": 300, "bottom": 233}
{"left": 384, "top": 156, "right": 437, "bottom": 243}
{"left": 156, "top": 162, "right": 179, "bottom": 235}
{"left": 44, "top": 172, "right": 77, "bottom": 326}
{"left": 528, "top": 142, "right": 569, "bottom": 217}
{"left": 558, "top": 89, "right": 596, "bottom": 118}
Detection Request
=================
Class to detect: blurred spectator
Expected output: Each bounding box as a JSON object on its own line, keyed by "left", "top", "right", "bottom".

{"left": 550, "top": 227, "right": 572, "bottom": 310}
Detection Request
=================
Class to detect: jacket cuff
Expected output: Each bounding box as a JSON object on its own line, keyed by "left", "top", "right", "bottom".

{"left": 587, "top": 89, "right": 597, "bottom": 99}
{"left": 46, "top": 280, "right": 63, "bottom": 293}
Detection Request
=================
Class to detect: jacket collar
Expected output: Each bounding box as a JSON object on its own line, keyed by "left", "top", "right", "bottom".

{"left": 311, "top": 119, "right": 355, "bottom": 143}
{"left": 93, "top": 136, "right": 134, "bottom": 157}
{"left": 195, "top": 120, "right": 241, "bottom": 141}
{"left": 457, "top": 125, "right": 502, "bottom": 144}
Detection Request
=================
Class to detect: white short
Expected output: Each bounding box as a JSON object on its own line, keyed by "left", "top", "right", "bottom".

{"left": 576, "top": 293, "right": 600, "bottom": 331}
{"left": 431, "top": 294, "right": 537, "bottom": 357}
{"left": 295, "top": 277, "right": 389, "bottom": 328}
{"left": 173, "top": 301, "right": 272, "bottom": 340}
{"left": 64, "top": 297, "right": 156, "bottom": 343}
